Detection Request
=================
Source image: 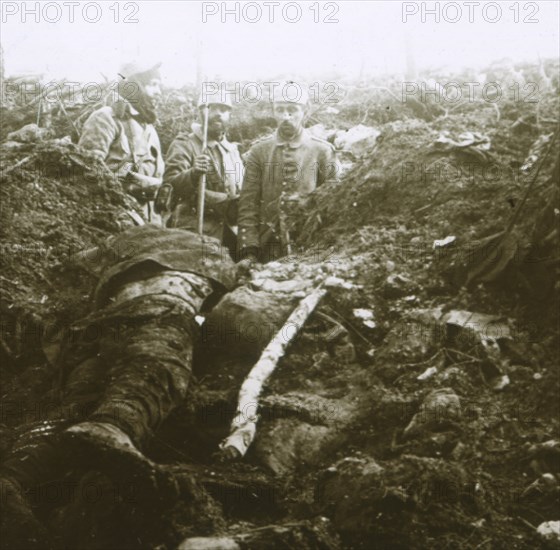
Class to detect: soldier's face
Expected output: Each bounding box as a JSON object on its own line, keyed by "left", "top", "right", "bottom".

{"left": 143, "top": 78, "right": 162, "bottom": 100}
{"left": 204, "top": 104, "right": 231, "bottom": 136}
{"left": 273, "top": 103, "right": 305, "bottom": 135}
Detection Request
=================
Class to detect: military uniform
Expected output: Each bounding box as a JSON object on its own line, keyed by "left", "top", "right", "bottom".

{"left": 0, "top": 226, "right": 235, "bottom": 510}
{"left": 164, "top": 123, "right": 244, "bottom": 244}
{"left": 78, "top": 103, "right": 163, "bottom": 183}
{"left": 78, "top": 72, "right": 164, "bottom": 224}
{"left": 237, "top": 128, "right": 340, "bottom": 262}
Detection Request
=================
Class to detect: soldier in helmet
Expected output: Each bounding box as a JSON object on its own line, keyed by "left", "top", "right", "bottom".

{"left": 237, "top": 81, "right": 340, "bottom": 265}
{"left": 78, "top": 61, "right": 164, "bottom": 224}
{"left": 158, "top": 86, "right": 244, "bottom": 259}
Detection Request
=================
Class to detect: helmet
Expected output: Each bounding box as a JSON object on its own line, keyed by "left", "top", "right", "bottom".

{"left": 271, "top": 81, "right": 309, "bottom": 105}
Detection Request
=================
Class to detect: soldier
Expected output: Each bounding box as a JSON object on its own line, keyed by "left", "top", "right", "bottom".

{"left": 237, "top": 81, "right": 340, "bottom": 265}
{"left": 158, "top": 88, "right": 244, "bottom": 258}
{"left": 0, "top": 226, "right": 236, "bottom": 548}
{"left": 78, "top": 61, "right": 164, "bottom": 224}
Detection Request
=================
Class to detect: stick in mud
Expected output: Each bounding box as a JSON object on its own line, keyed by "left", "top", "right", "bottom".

{"left": 219, "top": 286, "right": 327, "bottom": 459}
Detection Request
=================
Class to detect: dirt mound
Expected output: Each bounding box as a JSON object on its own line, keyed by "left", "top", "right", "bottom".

{"left": 0, "top": 139, "right": 141, "bottom": 365}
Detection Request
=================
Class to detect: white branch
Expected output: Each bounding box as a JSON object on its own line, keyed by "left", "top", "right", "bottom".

{"left": 219, "top": 287, "right": 327, "bottom": 457}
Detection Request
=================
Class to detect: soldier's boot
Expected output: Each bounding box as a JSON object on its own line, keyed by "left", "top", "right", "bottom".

{"left": 0, "top": 473, "right": 53, "bottom": 550}
{"left": 61, "top": 421, "right": 178, "bottom": 503}
{"left": 0, "top": 420, "right": 71, "bottom": 549}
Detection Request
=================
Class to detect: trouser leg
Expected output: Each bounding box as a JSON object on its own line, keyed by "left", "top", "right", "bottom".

{"left": 87, "top": 299, "right": 197, "bottom": 449}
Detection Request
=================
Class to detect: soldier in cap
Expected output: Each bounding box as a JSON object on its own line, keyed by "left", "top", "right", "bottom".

{"left": 158, "top": 86, "right": 244, "bottom": 259}
{"left": 237, "top": 81, "right": 340, "bottom": 265}
{"left": 78, "top": 61, "right": 164, "bottom": 224}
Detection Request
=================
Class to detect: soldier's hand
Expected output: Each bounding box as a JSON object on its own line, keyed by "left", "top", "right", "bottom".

{"left": 193, "top": 154, "right": 211, "bottom": 176}
{"left": 236, "top": 254, "right": 260, "bottom": 283}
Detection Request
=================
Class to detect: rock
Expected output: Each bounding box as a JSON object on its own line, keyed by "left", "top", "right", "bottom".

{"left": 316, "top": 456, "right": 386, "bottom": 533}
{"left": 379, "top": 309, "right": 443, "bottom": 363}
{"left": 316, "top": 454, "right": 471, "bottom": 541}
{"left": 537, "top": 521, "right": 560, "bottom": 547}
{"left": 253, "top": 418, "right": 336, "bottom": 476}
{"left": 403, "top": 388, "right": 461, "bottom": 439}
{"left": 177, "top": 537, "right": 240, "bottom": 550}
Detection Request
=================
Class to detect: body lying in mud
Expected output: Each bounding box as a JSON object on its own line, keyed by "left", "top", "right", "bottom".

{"left": 0, "top": 225, "right": 237, "bottom": 549}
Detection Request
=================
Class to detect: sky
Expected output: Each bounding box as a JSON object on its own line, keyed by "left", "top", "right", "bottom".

{"left": 1, "top": 1, "right": 559, "bottom": 85}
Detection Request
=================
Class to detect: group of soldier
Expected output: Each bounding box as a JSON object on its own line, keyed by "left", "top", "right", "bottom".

{"left": 78, "top": 60, "right": 340, "bottom": 264}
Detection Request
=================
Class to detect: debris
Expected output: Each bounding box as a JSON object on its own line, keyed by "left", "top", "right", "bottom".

{"left": 383, "top": 273, "right": 414, "bottom": 299}
{"left": 433, "top": 236, "right": 456, "bottom": 249}
{"left": 417, "top": 366, "right": 438, "bottom": 381}
{"left": 353, "top": 308, "right": 376, "bottom": 328}
{"left": 490, "top": 374, "right": 510, "bottom": 391}
{"left": 6, "top": 123, "right": 50, "bottom": 143}
{"left": 334, "top": 124, "right": 381, "bottom": 157}
{"left": 251, "top": 278, "right": 313, "bottom": 294}
{"left": 324, "top": 276, "right": 358, "bottom": 290}
{"left": 431, "top": 130, "right": 492, "bottom": 162}
{"left": 536, "top": 521, "right": 560, "bottom": 546}
{"left": 403, "top": 388, "right": 461, "bottom": 439}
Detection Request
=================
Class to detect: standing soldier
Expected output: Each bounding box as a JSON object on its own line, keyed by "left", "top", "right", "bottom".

{"left": 78, "top": 61, "right": 164, "bottom": 224}
{"left": 158, "top": 88, "right": 244, "bottom": 258}
{"left": 237, "top": 81, "right": 340, "bottom": 265}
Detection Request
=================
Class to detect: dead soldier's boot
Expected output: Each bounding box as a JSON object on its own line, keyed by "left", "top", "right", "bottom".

{"left": 0, "top": 420, "right": 69, "bottom": 550}
{"left": 62, "top": 269, "right": 214, "bottom": 502}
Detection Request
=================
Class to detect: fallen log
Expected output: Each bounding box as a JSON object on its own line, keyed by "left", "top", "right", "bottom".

{"left": 219, "top": 286, "right": 327, "bottom": 458}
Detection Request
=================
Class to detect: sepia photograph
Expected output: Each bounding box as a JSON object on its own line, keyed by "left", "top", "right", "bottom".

{"left": 0, "top": 1, "right": 559, "bottom": 548}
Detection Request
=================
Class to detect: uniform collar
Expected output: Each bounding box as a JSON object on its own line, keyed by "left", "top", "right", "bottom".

{"left": 275, "top": 128, "right": 310, "bottom": 148}
{"left": 191, "top": 123, "right": 235, "bottom": 152}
